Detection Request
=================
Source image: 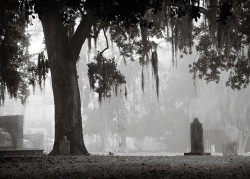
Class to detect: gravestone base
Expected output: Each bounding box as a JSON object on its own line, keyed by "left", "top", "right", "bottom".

{"left": 59, "top": 136, "right": 70, "bottom": 156}
{"left": 184, "top": 152, "right": 211, "bottom": 156}
{"left": 0, "top": 149, "right": 44, "bottom": 156}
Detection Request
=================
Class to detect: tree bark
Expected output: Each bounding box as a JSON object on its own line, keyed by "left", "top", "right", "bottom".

{"left": 39, "top": 5, "right": 92, "bottom": 155}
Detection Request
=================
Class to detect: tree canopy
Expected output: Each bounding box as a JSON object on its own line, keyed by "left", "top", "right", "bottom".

{"left": 1, "top": 0, "right": 250, "bottom": 102}
{"left": 0, "top": 0, "right": 32, "bottom": 103}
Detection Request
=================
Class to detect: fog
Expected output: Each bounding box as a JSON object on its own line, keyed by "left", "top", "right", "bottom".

{"left": 0, "top": 20, "right": 250, "bottom": 155}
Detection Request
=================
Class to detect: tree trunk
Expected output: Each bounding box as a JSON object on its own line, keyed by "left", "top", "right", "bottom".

{"left": 102, "top": 103, "right": 111, "bottom": 152}
{"left": 39, "top": 5, "right": 91, "bottom": 155}
{"left": 239, "top": 131, "right": 249, "bottom": 153}
{"left": 120, "top": 130, "right": 127, "bottom": 152}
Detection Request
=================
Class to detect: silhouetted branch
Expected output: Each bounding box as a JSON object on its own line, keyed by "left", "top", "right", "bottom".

{"left": 100, "top": 28, "right": 109, "bottom": 55}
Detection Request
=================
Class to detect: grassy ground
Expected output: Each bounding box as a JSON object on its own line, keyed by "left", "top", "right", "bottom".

{"left": 1, "top": 154, "right": 250, "bottom": 178}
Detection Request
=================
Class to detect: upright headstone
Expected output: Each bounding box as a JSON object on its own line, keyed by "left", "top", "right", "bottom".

{"left": 191, "top": 118, "right": 204, "bottom": 153}
{"left": 59, "top": 136, "right": 70, "bottom": 155}
{"left": 184, "top": 118, "right": 210, "bottom": 155}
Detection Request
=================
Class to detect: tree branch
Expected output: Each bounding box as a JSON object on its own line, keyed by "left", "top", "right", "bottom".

{"left": 68, "top": 11, "right": 95, "bottom": 63}
{"left": 163, "top": 1, "right": 209, "bottom": 17}
{"left": 100, "top": 28, "right": 109, "bottom": 56}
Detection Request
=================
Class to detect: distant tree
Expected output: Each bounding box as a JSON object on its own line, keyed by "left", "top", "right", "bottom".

{"left": 84, "top": 107, "right": 106, "bottom": 151}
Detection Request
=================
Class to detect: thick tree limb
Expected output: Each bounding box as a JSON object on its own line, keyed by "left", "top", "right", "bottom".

{"left": 68, "top": 12, "right": 95, "bottom": 63}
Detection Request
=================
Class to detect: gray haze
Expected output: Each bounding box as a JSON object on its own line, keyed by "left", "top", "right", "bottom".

{"left": 0, "top": 20, "right": 250, "bottom": 155}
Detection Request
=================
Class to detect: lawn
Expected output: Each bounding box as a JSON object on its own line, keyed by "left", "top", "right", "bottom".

{"left": 1, "top": 154, "right": 250, "bottom": 178}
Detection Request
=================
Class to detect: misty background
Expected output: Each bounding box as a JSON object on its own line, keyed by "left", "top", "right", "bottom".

{"left": 1, "top": 17, "right": 249, "bottom": 155}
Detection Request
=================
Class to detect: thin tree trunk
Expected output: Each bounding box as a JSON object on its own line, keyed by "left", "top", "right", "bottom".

{"left": 102, "top": 103, "right": 110, "bottom": 152}
{"left": 120, "top": 130, "right": 127, "bottom": 152}
{"left": 239, "top": 132, "right": 249, "bottom": 153}
{"left": 39, "top": 5, "right": 91, "bottom": 155}
{"left": 242, "top": 134, "right": 249, "bottom": 153}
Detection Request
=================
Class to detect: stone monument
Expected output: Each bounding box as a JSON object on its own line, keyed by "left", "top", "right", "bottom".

{"left": 59, "top": 136, "right": 70, "bottom": 155}
{"left": 184, "top": 118, "right": 211, "bottom": 155}
{"left": 0, "top": 115, "right": 23, "bottom": 149}
{"left": 0, "top": 115, "right": 44, "bottom": 156}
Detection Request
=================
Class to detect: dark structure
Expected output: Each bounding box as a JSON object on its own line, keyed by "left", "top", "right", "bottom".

{"left": 0, "top": 115, "right": 23, "bottom": 149}
{"left": 191, "top": 118, "right": 204, "bottom": 153}
{"left": 184, "top": 118, "right": 210, "bottom": 156}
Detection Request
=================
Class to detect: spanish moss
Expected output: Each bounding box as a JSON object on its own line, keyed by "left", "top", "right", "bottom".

{"left": 151, "top": 51, "right": 158, "bottom": 78}
{"left": 93, "top": 23, "right": 98, "bottom": 49}
{"left": 0, "top": 84, "right": 5, "bottom": 105}
{"left": 88, "top": 37, "right": 92, "bottom": 52}
{"left": 156, "top": 74, "right": 159, "bottom": 98}
{"left": 125, "top": 86, "right": 127, "bottom": 99}
{"left": 36, "top": 52, "right": 49, "bottom": 87}
{"left": 141, "top": 68, "right": 145, "bottom": 92}
{"left": 87, "top": 52, "right": 126, "bottom": 103}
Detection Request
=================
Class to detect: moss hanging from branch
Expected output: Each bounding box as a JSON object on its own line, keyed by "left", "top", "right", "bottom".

{"left": 124, "top": 86, "right": 127, "bottom": 99}
{"left": 27, "top": 51, "right": 49, "bottom": 89}
{"left": 224, "top": 30, "right": 231, "bottom": 59}
{"left": 141, "top": 68, "right": 144, "bottom": 93}
{"left": 151, "top": 51, "right": 158, "bottom": 77}
{"left": 87, "top": 49, "right": 126, "bottom": 102}
{"left": 248, "top": 47, "right": 250, "bottom": 63}
{"left": 217, "top": 23, "right": 225, "bottom": 50}
{"left": 36, "top": 52, "right": 49, "bottom": 87}
{"left": 151, "top": 51, "right": 159, "bottom": 98}
{"left": 93, "top": 23, "right": 98, "bottom": 49}
{"left": 156, "top": 74, "right": 159, "bottom": 98}
{"left": 174, "top": 25, "right": 178, "bottom": 57}
{"left": 166, "top": 20, "right": 170, "bottom": 39}
{"left": 0, "top": 84, "right": 5, "bottom": 105}
{"left": 170, "top": 19, "right": 175, "bottom": 67}
{"left": 140, "top": 24, "right": 150, "bottom": 64}
{"left": 0, "top": 1, "right": 32, "bottom": 104}
{"left": 87, "top": 53, "right": 126, "bottom": 102}
{"left": 87, "top": 37, "right": 91, "bottom": 52}
{"left": 187, "top": 18, "right": 193, "bottom": 51}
